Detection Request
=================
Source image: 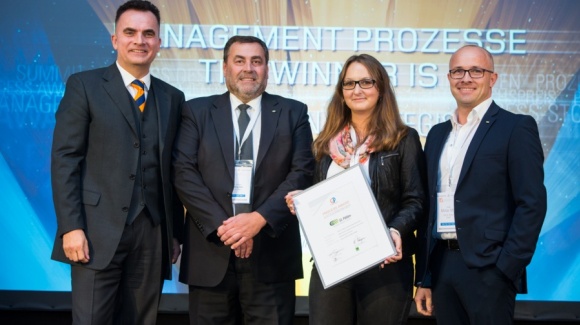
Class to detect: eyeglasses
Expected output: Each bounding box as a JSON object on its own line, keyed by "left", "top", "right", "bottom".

{"left": 342, "top": 79, "right": 376, "bottom": 90}
{"left": 449, "top": 68, "right": 494, "bottom": 79}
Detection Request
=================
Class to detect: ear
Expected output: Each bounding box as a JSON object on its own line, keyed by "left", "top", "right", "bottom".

{"left": 111, "top": 34, "right": 117, "bottom": 50}
{"left": 157, "top": 38, "right": 162, "bottom": 52}
{"left": 489, "top": 72, "right": 498, "bottom": 88}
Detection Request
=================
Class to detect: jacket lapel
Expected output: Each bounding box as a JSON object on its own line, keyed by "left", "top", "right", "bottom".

{"left": 211, "top": 93, "right": 235, "bottom": 181}
{"left": 102, "top": 64, "right": 138, "bottom": 136}
{"left": 256, "top": 93, "right": 280, "bottom": 171}
{"left": 457, "top": 101, "right": 499, "bottom": 186}
{"left": 430, "top": 121, "right": 452, "bottom": 192}
{"left": 151, "top": 77, "right": 169, "bottom": 155}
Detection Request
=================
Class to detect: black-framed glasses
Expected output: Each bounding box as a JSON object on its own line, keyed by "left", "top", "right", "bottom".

{"left": 342, "top": 79, "right": 376, "bottom": 90}
{"left": 449, "top": 68, "right": 494, "bottom": 79}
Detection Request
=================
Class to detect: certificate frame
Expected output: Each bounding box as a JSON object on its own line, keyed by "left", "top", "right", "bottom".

{"left": 293, "top": 164, "right": 395, "bottom": 289}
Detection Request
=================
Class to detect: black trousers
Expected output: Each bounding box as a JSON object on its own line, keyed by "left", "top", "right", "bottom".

{"left": 188, "top": 253, "right": 296, "bottom": 325}
{"left": 308, "top": 257, "right": 414, "bottom": 325}
{"left": 71, "top": 213, "right": 162, "bottom": 325}
{"left": 431, "top": 243, "right": 517, "bottom": 325}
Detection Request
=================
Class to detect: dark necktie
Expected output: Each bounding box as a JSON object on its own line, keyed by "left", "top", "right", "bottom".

{"left": 131, "top": 79, "right": 146, "bottom": 112}
{"left": 235, "top": 104, "right": 253, "bottom": 214}
{"left": 237, "top": 104, "right": 253, "bottom": 160}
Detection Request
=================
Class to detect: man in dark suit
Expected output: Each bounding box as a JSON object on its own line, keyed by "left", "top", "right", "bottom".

{"left": 51, "top": 1, "right": 183, "bottom": 324}
{"left": 173, "top": 35, "right": 315, "bottom": 325}
{"left": 414, "top": 45, "right": 547, "bottom": 324}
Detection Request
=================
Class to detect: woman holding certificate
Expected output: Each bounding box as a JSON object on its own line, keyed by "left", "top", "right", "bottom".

{"left": 286, "top": 54, "right": 426, "bottom": 324}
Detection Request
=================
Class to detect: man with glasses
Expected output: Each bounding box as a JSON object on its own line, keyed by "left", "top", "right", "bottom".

{"left": 414, "top": 45, "right": 547, "bottom": 324}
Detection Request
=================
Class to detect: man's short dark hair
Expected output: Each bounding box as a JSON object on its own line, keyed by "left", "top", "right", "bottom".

{"left": 223, "top": 36, "right": 269, "bottom": 63}
{"left": 116, "top": 0, "right": 161, "bottom": 26}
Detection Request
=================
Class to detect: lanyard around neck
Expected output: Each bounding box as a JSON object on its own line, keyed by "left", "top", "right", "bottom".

{"left": 233, "top": 107, "right": 261, "bottom": 158}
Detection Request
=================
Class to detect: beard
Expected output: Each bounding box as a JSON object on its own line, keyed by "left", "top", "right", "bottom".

{"left": 225, "top": 72, "right": 268, "bottom": 102}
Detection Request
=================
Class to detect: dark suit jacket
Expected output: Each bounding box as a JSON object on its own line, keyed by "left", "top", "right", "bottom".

{"left": 415, "top": 101, "right": 547, "bottom": 291}
{"left": 51, "top": 64, "right": 185, "bottom": 279}
{"left": 173, "top": 92, "right": 314, "bottom": 286}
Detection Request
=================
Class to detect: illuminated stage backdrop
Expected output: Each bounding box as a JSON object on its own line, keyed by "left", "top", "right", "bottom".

{"left": 1, "top": 0, "right": 579, "bottom": 304}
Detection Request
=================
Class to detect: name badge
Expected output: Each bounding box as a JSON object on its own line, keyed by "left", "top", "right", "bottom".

{"left": 436, "top": 192, "right": 456, "bottom": 233}
{"left": 232, "top": 160, "right": 253, "bottom": 204}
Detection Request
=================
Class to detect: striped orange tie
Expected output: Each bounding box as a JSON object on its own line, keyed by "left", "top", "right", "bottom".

{"left": 131, "top": 79, "right": 146, "bottom": 112}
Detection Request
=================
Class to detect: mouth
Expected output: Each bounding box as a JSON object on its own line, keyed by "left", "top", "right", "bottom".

{"left": 130, "top": 49, "right": 148, "bottom": 54}
{"left": 239, "top": 75, "right": 256, "bottom": 81}
{"left": 457, "top": 83, "right": 476, "bottom": 93}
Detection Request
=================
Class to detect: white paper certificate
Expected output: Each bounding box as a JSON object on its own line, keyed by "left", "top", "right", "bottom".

{"left": 293, "top": 164, "right": 395, "bottom": 289}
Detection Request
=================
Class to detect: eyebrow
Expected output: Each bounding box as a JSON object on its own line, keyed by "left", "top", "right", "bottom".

{"left": 122, "top": 27, "right": 157, "bottom": 35}
{"left": 451, "top": 66, "right": 484, "bottom": 69}
{"left": 233, "top": 55, "right": 264, "bottom": 62}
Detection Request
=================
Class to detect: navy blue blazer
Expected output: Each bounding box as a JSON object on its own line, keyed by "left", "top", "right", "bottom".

{"left": 415, "top": 101, "right": 547, "bottom": 291}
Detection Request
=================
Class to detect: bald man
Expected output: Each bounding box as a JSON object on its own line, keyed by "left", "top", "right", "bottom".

{"left": 414, "top": 45, "right": 547, "bottom": 324}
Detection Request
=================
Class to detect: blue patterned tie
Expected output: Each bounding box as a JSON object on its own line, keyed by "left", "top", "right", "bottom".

{"left": 131, "top": 79, "right": 146, "bottom": 112}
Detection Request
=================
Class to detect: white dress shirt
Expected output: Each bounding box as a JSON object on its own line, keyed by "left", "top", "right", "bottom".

{"left": 116, "top": 61, "right": 151, "bottom": 100}
{"left": 230, "top": 94, "right": 262, "bottom": 162}
{"left": 436, "top": 97, "right": 492, "bottom": 239}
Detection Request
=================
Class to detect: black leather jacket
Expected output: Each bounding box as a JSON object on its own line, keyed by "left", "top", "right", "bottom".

{"left": 314, "top": 127, "right": 427, "bottom": 256}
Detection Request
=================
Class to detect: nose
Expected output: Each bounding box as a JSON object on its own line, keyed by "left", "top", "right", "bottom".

{"left": 134, "top": 33, "right": 145, "bottom": 44}
{"left": 243, "top": 61, "right": 253, "bottom": 71}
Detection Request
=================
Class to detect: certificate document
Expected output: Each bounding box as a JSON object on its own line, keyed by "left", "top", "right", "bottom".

{"left": 293, "top": 164, "right": 395, "bottom": 288}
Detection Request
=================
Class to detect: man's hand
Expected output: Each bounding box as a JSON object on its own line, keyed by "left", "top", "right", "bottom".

{"left": 171, "top": 238, "right": 181, "bottom": 263}
{"left": 62, "top": 229, "right": 90, "bottom": 263}
{"left": 217, "top": 211, "right": 267, "bottom": 249}
{"left": 414, "top": 287, "right": 434, "bottom": 316}
{"left": 234, "top": 238, "right": 253, "bottom": 258}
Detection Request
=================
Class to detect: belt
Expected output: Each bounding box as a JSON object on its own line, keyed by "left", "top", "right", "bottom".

{"left": 438, "top": 239, "right": 460, "bottom": 250}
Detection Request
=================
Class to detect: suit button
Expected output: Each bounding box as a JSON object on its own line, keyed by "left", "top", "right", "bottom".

{"left": 133, "top": 142, "right": 140, "bottom": 148}
{"left": 122, "top": 207, "right": 129, "bottom": 212}
{"left": 227, "top": 192, "right": 232, "bottom": 198}
{"left": 129, "top": 174, "right": 136, "bottom": 180}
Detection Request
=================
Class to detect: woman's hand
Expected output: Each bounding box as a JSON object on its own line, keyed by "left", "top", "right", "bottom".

{"left": 284, "top": 190, "right": 303, "bottom": 215}
{"left": 380, "top": 228, "right": 403, "bottom": 268}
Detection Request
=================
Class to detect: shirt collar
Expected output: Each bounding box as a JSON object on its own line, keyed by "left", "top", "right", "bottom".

{"left": 229, "top": 94, "right": 262, "bottom": 115}
{"left": 451, "top": 97, "right": 493, "bottom": 128}
{"left": 116, "top": 61, "right": 151, "bottom": 90}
